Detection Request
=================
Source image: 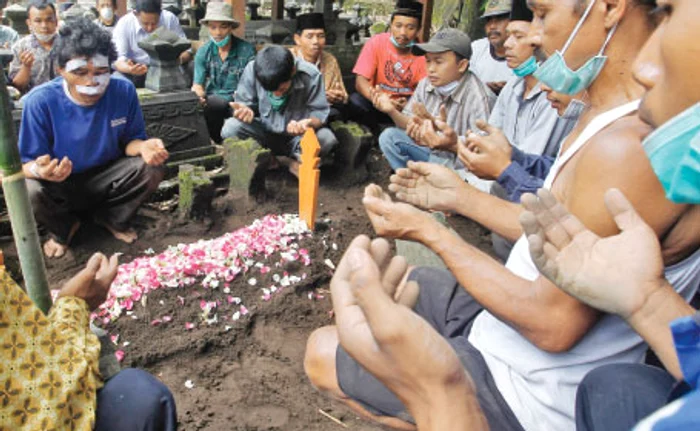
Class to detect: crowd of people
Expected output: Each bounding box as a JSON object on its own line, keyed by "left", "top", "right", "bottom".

{"left": 0, "top": 0, "right": 698, "bottom": 429}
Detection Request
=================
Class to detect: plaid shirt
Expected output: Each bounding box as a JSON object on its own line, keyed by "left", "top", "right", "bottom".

{"left": 9, "top": 34, "right": 59, "bottom": 92}
{"left": 193, "top": 36, "right": 256, "bottom": 102}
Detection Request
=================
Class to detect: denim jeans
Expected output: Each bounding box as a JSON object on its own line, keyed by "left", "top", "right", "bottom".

{"left": 378, "top": 127, "right": 431, "bottom": 170}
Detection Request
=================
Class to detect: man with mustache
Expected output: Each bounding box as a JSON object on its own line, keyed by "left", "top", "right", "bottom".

{"left": 469, "top": 0, "right": 514, "bottom": 96}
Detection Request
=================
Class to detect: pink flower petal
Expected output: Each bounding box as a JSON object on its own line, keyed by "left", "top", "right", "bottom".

{"left": 115, "top": 350, "right": 125, "bottom": 362}
{"left": 185, "top": 322, "right": 195, "bottom": 330}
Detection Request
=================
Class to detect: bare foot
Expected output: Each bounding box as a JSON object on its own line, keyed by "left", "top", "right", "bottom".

{"left": 43, "top": 221, "right": 80, "bottom": 258}
{"left": 95, "top": 219, "right": 138, "bottom": 244}
{"left": 277, "top": 156, "right": 300, "bottom": 179}
{"left": 43, "top": 238, "right": 69, "bottom": 258}
{"left": 288, "top": 161, "right": 300, "bottom": 178}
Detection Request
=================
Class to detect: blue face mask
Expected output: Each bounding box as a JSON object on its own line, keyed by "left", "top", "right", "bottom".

{"left": 642, "top": 103, "right": 700, "bottom": 204}
{"left": 533, "top": 0, "right": 618, "bottom": 95}
{"left": 211, "top": 34, "right": 231, "bottom": 48}
{"left": 559, "top": 98, "right": 587, "bottom": 121}
{"left": 513, "top": 55, "right": 539, "bottom": 78}
{"left": 390, "top": 35, "right": 414, "bottom": 49}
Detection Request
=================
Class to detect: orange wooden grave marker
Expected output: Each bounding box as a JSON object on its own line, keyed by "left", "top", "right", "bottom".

{"left": 299, "top": 128, "right": 321, "bottom": 231}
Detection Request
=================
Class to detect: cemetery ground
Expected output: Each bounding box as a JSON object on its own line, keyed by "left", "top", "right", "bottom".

{"left": 0, "top": 148, "right": 493, "bottom": 430}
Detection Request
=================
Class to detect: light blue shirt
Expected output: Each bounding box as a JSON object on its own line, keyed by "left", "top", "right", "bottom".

{"left": 112, "top": 10, "right": 186, "bottom": 65}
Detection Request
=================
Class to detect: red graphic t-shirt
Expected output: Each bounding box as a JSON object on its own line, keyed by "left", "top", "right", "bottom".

{"left": 352, "top": 33, "right": 427, "bottom": 97}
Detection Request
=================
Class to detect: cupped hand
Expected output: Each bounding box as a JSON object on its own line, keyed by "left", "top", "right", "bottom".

{"left": 520, "top": 188, "right": 666, "bottom": 319}
{"left": 57, "top": 253, "right": 119, "bottom": 311}
{"left": 388, "top": 161, "right": 463, "bottom": 213}
{"left": 140, "top": 139, "right": 169, "bottom": 166}
{"left": 362, "top": 184, "right": 435, "bottom": 242}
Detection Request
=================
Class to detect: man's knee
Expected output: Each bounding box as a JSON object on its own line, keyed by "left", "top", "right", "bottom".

{"left": 349, "top": 92, "right": 370, "bottom": 111}
{"left": 128, "top": 157, "right": 165, "bottom": 193}
{"left": 304, "top": 326, "right": 341, "bottom": 394}
{"left": 378, "top": 128, "right": 404, "bottom": 153}
{"left": 316, "top": 128, "right": 339, "bottom": 157}
{"left": 221, "top": 117, "right": 247, "bottom": 140}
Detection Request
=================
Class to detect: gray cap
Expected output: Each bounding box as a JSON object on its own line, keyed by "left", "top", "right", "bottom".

{"left": 412, "top": 28, "right": 472, "bottom": 59}
{"left": 481, "top": 0, "right": 512, "bottom": 19}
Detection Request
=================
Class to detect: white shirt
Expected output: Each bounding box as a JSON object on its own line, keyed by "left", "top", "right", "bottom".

{"left": 112, "top": 10, "right": 186, "bottom": 65}
{"left": 469, "top": 38, "right": 513, "bottom": 94}
{"left": 468, "top": 102, "right": 700, "bottom": 430}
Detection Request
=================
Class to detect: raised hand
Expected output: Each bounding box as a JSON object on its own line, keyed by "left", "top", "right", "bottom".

{"left": 332, "top": 236, "right": 487, "bottom": 429}
{"left": 230, "top": 102, "right": 254, "bottom": 123}
{"left": 458, "top": 120, "right": 513, "bottom": 180}
{"left": 19, "top": 50, "right": 35, "bottom": 68}
{"left": 140, "top": 139, "right": 169, "bottom": 166}
{"left": 286, "top": 118, "right": 312, "bottom": 135}
{"left": 33, "top": 155, "right": 73, "bottom": 182}
{"left": 362, "top": 184, "right": 436, "bottom": 242}
{"left": 127, "top": 60, "right": 148, "bottom": 76}
{"left": 371, "top": 86, "right": 397, "bottom": 114}
{"left": 519, "top": 188, "right": 666, "bottom": 319}
{"left": 388, "top": 161, "right": 463, "bottom": 213}
{"left": 57, "top": 253, "right": 119, "bottom": 311}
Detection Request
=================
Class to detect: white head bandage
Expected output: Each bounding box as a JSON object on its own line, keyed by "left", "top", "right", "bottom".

{"left": 76, "top": 74, "right": 111, "bottom": 96}
{"left": 65, "top": 54, "right": 110, "bottom": 72}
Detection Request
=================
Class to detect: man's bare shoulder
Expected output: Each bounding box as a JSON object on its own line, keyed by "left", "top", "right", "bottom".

{"left": 580, "top": 114, "right": 652, "bottom": 165}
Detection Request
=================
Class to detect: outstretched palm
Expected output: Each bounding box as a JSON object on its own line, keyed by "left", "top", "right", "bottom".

{"left": 520, "top": 189, "right": 665, "bottom": 319}
{"left": 388, "top": 161, "right": 463, "bottom": 213}
{"left": 332, "top": 236, "right": 472, "bottom": 414}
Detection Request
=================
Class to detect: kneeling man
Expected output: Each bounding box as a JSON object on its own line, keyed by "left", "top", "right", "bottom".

{"left": 221, "top": 45, "right": 338, "bottom": 175}
{"left": 19, "top": 17, "right": 168, "bottom": 258}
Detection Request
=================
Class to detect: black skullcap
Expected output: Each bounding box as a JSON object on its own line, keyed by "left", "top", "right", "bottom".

{"left": 510, "top": 0, "right": 533, "bottom": 22}
{"left": 393, "top": 0, "right": 423, "bottom": 19}
{"left": 296, "top": 12, "right": 325, "bottom": 32}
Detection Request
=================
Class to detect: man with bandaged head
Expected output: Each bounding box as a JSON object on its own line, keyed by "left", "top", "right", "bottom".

{"left": 19, "top": 17, "right": 168, "bottom": 259}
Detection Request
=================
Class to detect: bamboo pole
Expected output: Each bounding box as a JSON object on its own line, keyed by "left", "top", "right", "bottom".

{"left": 0, "top": 75, "right": 52, "bottom": 314}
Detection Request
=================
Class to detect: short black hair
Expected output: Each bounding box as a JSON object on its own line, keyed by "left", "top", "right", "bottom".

{"left": 97, "top": 0, "right": 118, "bottom": 8}
{"left": 389, "top": 13, "right": 422, "bottom": 28}
{"left": 54, "top": 17, "right": 117, "bottom": 68}
{"left": 254, "top": 45, "right": 295, "bottom": 92}
{"left": 27, "top": 0, "right": 56, "bottom": 15}
{"left": 135, "top": 0, "right": 162, "bottom": 14}
{"left": 0, "top": 0, "right": 9, "bottom": 10}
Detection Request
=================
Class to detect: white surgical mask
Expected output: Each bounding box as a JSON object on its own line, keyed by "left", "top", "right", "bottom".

{"left": 33, "top": 31, "right": 56, "bottom": 43}
{"left": 435, "top": 80, "right": 459, "bottom": 96}
{"left": 100, "top": 7, "right": 114, "bottom": 21}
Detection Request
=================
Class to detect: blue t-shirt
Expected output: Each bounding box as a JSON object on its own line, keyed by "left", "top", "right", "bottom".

{"left": 19, "top": 76, "right": 148, "bottom": 174}
{"left": 632, "top": 312, "right": 700, "bottom": 431}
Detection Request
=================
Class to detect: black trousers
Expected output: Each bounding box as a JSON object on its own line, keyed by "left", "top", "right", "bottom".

{"left": 26, "top": 157, "right": 165, "bottom": 244}
{"left": 204, "top": 95, "right": 232, "bottom": 144}
{"left": 347, "top": 92, "right": 393, "bottom": 134}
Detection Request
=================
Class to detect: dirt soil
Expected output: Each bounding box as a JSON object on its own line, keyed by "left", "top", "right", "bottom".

{"left": 0, "top": 149, "right": 493, "bottom": 430}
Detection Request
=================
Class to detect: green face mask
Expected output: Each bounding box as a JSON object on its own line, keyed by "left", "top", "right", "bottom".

{"left": 211, "top": 34, "right": 231, "bottom": 48}
{"left": 267, "top": 90, "right": 290, "bottom": 112}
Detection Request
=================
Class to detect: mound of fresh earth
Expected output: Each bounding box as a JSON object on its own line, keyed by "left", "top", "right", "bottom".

{"left": 0, "top": 149, "right": 493, "bottom": 430}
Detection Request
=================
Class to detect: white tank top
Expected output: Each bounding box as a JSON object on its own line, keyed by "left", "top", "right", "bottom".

{"left": 468, "top": 100, "right": 700, "bottom": 431}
